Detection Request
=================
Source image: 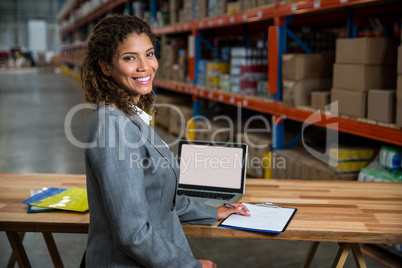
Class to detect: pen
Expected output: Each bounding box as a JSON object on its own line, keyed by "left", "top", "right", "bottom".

{"left": 223, "top": 203, "right": 248, "bottom": 212}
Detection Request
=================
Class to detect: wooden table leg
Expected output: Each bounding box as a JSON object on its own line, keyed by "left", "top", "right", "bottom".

{"left": 301, "top": 242, "right": 320, "bottom": 268}
{"left": 7, "top": 232, "right": 26, "bottom": 268}
{"left": 42, "top": 232, "right": 64, "bottom": 268}
{"left": 351, "top": 244, "right": 367, "bottom": 268}
{"left": 6, "top": 231, "right": 31, "bottom": 268}
{"left": 331, "top": 243, "right": 352, "bottom": 268}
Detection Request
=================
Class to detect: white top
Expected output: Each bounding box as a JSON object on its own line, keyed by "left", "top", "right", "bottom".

{"left": 136, "top": 106, "right": 168, "bottom": 148}
{"left": 136, "top": 107, "right": 153, "bottom": 125}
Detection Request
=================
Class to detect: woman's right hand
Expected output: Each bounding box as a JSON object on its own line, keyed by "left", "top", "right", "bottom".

{"left": 198, "top": 259, "right": 217, "bottom": 268}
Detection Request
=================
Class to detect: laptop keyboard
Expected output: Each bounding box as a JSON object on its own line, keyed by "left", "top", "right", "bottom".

{"left": 177, "top": 190, "right": 235, "bottom": 200}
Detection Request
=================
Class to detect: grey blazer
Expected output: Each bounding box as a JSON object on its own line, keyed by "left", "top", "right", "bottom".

{"left": 84, "top": 105, "right": 218, "bottom": 267}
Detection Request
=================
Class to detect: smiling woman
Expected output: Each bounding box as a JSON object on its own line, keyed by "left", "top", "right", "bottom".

{"left": 81, "top": 15, "right": 158, "bottom": 116}
{"left": 79, "top": 14, "right": 248, "bottom": 268}
{"left": 98, "top": 33, "right": 158, "bottom": 102}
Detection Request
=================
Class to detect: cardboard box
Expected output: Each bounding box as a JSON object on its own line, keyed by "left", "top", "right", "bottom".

{"left": 397, "top": 99, "right": 402, "bottom": 127}
{"left": 169, "top": 105, "right": 193, "bottom": 136}
{"left": 311, "top": 91, "right": 331, "bottom": 111}
{"left": 398, "top": 46, "right": 402, "bottom": 74}
{"left": 398, "top": 75, "right": 402, "bottom": 100}
{"left": 282, "top": 79, "right": 332, "bottom": 106}
{"left": 367, "top": 90, "right": 396, "bottom": 123}
{"left": 154, "top": 94, "right": 190, "bottom": 128}
{"left": 195, "top": 119, "right": 234, "bottom": 142}
{"left": 195, "top": 0, "right": 208, "bottom": 19}
{"left": 331, "top": 88, "right": 367, "bottom": 118}
{"left": 282, "top": 53, "right": 334, "bottom": 80}
{"left": 333, "top": 63, "right": 397, "bottom": 91}
{"left": 258, "top": 0, "right": 275, "bottom": 6}
{"left": 336, "top": 37, "right": 398, "bottom": 65}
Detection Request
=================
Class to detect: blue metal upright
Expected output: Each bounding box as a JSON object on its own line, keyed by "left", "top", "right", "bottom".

{"left": 150, "top": 0, "right": 157, "bottom": 27}
{"left": 125, "top": 2, "right": 132, "bottom": 15}
{"left": 271, "top": 23, "right": 286, "bottom": 150}
{"left": 347, "top": 9, "right": 358, "bottom": 38}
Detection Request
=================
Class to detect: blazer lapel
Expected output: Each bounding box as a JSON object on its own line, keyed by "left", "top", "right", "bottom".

{"left": 128, "top": 114, "right": 179, "bottom": 180}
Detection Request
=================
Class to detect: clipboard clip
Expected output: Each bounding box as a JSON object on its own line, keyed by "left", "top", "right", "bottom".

{"left": 255, "top": 202, "right": 281, "bottom": 208}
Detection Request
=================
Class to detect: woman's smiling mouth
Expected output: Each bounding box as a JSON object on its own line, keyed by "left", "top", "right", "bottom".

{"left": 133, "top": 75, "right": 151, "bottom": 84}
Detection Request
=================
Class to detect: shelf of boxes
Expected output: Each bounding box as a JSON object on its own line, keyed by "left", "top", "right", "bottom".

{"left": 154, "top": 79, "right": 402, "bottom": 146}
{"left": 153, "top": 0, "right": 402, "bottom": 147}
{"left": 59, "top": 0, "right": 128, "bottom": 36}
{"left": 57, "top": 0, "right": 402, "bottom": 146}
{"left": 152, "top": 0, "right": 389, "bottom": 35}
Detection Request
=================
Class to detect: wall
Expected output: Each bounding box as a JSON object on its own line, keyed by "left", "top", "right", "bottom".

{"left": 0, "top": 0, "right": 59, "bottom": 54}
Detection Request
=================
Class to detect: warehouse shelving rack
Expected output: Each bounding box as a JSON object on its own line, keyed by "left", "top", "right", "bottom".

{"left": 58, "top": 0, "right": 402, "bottom": 148}
{"left": 151, "top": 0, "right": 402, "bottom": 147}
{"left": 58, "top": 0, "right": 402, "bottom": 264}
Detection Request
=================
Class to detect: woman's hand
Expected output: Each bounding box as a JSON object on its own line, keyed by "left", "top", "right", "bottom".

{"left": 198, "top": 259, "right": 217, "bottom": 268}
{"left": 217, "top": 203, "right": 250, "bottom": 220}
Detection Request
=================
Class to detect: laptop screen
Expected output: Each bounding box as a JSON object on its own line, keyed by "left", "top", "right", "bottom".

{"left": 177, "top": 140, "right": 247, "bottom": 193}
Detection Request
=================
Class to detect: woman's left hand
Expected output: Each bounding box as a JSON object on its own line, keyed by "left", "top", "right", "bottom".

{"left": 217, "top": 203, "right": 250, "bottom": 220}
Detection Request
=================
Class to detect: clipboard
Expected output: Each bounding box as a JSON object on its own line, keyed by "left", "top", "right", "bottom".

{"left": 218, "top": 202, "right": 297, "bottom": 233}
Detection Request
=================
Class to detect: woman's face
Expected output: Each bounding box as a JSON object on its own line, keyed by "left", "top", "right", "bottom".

{"left": 107, "top": 33, "right": 158, "bottom": 102}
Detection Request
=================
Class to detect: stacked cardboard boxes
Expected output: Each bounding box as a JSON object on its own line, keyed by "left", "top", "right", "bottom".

{"left": 195, "top": 0, "right": 208, "bottom": 20}
{"left": 159, "top": 43, "right": 178, "bottom": 80}
{"left": 194, "top": 119, "right": 234, "bottom": 142}
{"left": 169, "top": 0, "right": 182, "bottom": 24}
{"left": 397, "top": 45, "right": 402, "bottom": 127}
{"left": 173, "top": 49, "right": 187, "bottom": 82}
{"left": 154, "top": 93, "right": 191, "bottom": 130}
{"left": 236, "top": 132, "right": 272, "bottom": 178}
{"left": 169, "top": 104, "right": 194, "bottom": 137}
{"left": 310, "top": 91, "right": 331, "bottom": 111}
{"left": 331, "top": 37, "right": 398, "bottom": 118}
{"left": 282, "top": 53, "right": 334, "bottom": 107}
{"left": 257, "top": 0, "right": 275, "bottom": 7}
{"left": 179, "top": 0, "right": 192, "bottom": 22}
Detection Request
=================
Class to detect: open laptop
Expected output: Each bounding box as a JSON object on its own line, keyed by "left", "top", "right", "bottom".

{"left": 176, "top": 140, "right": 248, "bottom": 207}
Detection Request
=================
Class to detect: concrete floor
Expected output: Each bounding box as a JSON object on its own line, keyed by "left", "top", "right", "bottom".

{"left": 0, "top": 68, "right": 386, "bottom": 267}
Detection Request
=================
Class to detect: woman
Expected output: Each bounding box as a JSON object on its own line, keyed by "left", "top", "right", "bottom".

{"left": 81, "top": 14, "right": 249, "bottom": 267}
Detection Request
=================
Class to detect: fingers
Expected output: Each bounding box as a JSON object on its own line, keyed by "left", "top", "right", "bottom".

{"left": 199, "top": 259, "right": 217, "bottom": 268}
{"left": 227, "top": 203, "right": 250, "bottom": 216}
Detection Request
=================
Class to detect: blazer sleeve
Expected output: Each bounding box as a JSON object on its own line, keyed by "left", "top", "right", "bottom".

{"left": 85, "top": 112, "right": 202, "bottom": 268}
{"left": 175, "top": 194, "right": 218, "bottom": 225}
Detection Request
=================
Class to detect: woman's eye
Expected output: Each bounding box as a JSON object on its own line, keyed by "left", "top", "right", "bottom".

{"left": 124, "top": 56, "right": 135, "bottom": 61}
{"left": 147, "top": 52, "right": 154, "bottom": 57}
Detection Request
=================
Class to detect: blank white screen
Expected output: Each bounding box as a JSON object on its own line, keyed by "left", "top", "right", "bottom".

{"left": 179, "top": 144, "right": 244, "bottom": 189}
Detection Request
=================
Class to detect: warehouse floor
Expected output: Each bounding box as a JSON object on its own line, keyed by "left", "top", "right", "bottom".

{"left": 0, "top": 69, "right": 386, "bottom": 268}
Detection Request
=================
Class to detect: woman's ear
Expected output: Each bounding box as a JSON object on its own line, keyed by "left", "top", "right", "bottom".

{"left": 98, "top": 59, "right": 111, "bottom": 76}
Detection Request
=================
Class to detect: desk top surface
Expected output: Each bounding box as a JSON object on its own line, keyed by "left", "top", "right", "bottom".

{"left": 1, "top": 173, "right": 401, "bottom": 244}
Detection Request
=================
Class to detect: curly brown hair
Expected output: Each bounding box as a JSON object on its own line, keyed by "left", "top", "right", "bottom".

{"left": 81, "top": 14, "right": 158, "bottom": 115}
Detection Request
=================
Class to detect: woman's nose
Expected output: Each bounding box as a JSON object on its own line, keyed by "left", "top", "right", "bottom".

{"left": 136, "top": 58, "right": 149, "bottom": 72}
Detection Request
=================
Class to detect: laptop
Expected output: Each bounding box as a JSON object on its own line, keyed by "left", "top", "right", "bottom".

{"left": 176, "top": 140, "right": 248, "bottom": 207}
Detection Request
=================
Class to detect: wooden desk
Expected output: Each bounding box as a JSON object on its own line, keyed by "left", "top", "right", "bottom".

{"left": 1, "top": 173, "right": 402, "bottom": 268}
